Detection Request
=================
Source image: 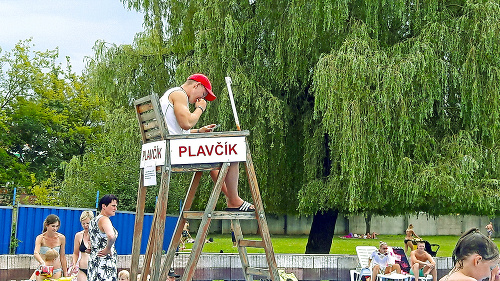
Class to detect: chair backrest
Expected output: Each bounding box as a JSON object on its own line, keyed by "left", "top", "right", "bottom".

{"left": 356, "top": 246, "right": 378, "bottom": 268}
{"left": 424, "top": 241, "right": 438, "bottom": 257}
{"left": 391, "top": 247, "right": 411, "bottom": 274}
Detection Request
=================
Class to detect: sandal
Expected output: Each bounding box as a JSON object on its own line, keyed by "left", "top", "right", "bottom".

{"left": 225, "top": 201, "right": 255, "bottom": 212}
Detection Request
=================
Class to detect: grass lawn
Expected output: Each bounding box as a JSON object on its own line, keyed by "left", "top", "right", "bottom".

{"left": 182, "top": 234, "right": 500, "bottom": 257}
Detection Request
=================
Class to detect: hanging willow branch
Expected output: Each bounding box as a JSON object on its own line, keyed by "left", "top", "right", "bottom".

{"left": 306, "top": 1, "right": 500, "bottom": 216}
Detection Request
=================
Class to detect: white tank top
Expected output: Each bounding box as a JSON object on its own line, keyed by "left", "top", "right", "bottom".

{"left": 159, "top": 87, "right": 191, "bottom": 135}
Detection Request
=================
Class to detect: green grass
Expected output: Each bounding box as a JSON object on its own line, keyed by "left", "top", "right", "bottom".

{"left": 181, "top": 234, "right": 500, "bottom": 257}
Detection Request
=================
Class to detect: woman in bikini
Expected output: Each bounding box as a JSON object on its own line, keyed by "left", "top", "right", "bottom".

{"left": 405, "top": 224, "right": 421, "bottom": 255}
{"left": 440, "top": 228, "right": 500, "bottom": 281}
{"left": 70, "top": 210, "right": 94, "bottom": 281}
{"left": 31, "top": 214, "right": 68, "bottom": 279}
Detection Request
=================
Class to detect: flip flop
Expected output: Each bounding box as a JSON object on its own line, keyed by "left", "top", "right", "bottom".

{"left": 225, "top": 201, "right": 255, "bottom": 212}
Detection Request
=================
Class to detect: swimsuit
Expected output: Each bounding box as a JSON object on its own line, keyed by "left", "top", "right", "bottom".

{"left": 79, "top": 237, "right": 88, "bottom": 252}
{"left": 38, "top": 235, "right": 64, "bottom": 276}
{"left": 39, "top": 245, "right": 60, "bottom": 254}
{"left": 78, "top": 237, "right": 89, "bottom": 275}
{"left": 53, "top": 268, "right": 63, "bottom": 274}
{"left": 79, "top": 268, "right": 88, "bottom": 275}
{"left": 410, "top": 268, "right": 425, "bottom": 277}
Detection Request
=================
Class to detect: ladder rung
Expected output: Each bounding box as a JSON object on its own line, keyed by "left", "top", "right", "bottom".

{"left": 183, "top": 211, "right": 256, "bottom": 220}
{"left": 139, "top": 111, "right": 157, "bottom": 122}
{"left": 145, "top": 129, "right": 162, "bottom": 139}
{"left": 136, "top": 102, "right": 153, "bottom": 113}
{"left": 239, "top": 239, "right": 265, "bottom": 248}
{"left": 246, "top": 267, "right": 270, "bottom": 277}
{"left": 142, "top": 121, "right": 158, "bottom": 131}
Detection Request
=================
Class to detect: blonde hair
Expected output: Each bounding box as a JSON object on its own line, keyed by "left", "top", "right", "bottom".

{"left": 118, "top": 270, "right": 130, "bottom": 279}
{"left": 80, "top": 210, "right": 94, "bottom": 221}
{"left": 408, "top": 224, "right": 414, "bottom": 229}
{"left": 379, "top": 241, "right": 388, "bottom": 248}
{"left": 44, "top": 248, "right": 59, "bottom": 262}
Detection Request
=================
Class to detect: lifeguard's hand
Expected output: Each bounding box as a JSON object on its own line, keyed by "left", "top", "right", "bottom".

{"left": 199, "top": 124, "right": 217, "bottom": 133}
{"left": 195, "top": 98, "right": 207, "bottom": 110}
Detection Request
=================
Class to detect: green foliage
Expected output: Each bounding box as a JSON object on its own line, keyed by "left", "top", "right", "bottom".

{"left": 0, "top": 147, "right": 30, "bottom": 192}
{"left": 65, "top": 0, "right": 500, "bottom": 220}
{"left": 306, "top": 1, "right": 500, "bottom": 216}
{"left": 31, "top": 172, "right": 63, "bottom": 206}
{"left": 0, "top": 40, "right": 104, "bottom": 192}
{"left": 60, "top": 108, "right": 144, "bottom": 211}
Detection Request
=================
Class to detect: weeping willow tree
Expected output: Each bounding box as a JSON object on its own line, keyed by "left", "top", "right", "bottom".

{"left": 301, "top": 1, "right": 500, "bottom": 251}
{"left": 64, "top": 0, "right": 500, "bottom": 253}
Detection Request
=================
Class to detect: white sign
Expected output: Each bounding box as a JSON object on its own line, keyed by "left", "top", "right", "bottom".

{"left": 170, "top": 136, "right": 246, "bottom": 165}
{"left": 143, "top": 161, "right": 157, "bottom": 186}
{"left": 140, "top": 140, "right": 166, "bottom": 168}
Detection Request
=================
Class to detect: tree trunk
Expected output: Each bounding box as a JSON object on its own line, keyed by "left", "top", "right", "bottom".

{"left": 305, "top": 209, "right": 338, "bottom": 254}
{"left": 365, "top": 213, "right": 372, "bottom": 234}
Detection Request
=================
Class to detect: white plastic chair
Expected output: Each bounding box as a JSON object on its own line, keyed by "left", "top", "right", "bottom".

{"left": 350, "top": 246, "right": 377, "bottom": 281}
{"left": 350, "top": 246, "right": 412, "bottom": 281}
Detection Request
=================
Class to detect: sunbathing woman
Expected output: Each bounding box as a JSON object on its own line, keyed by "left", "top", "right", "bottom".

{"left": 440, "top": 228, "right": 500, "bottom": 281}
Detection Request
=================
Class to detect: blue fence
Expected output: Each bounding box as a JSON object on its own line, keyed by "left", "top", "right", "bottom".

{"left": 15, "top": 204, "right": 178, "bottom": 255}
{"left": 0, "top": 206, "right": 13, "bottom": 254}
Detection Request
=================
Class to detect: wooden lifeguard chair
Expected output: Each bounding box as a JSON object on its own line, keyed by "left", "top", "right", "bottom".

{"left": 130, "top": 90, "right": 279, "bottom": 281}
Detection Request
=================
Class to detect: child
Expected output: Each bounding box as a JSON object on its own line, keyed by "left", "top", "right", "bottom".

{"left": 34, "top": 248, "right": 59, "bottom": 281}
{"left": 118, "top": 270, "right": 130, "bottom": 281}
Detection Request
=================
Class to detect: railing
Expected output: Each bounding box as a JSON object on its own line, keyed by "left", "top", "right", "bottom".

{"left": 13, "top": 204, "right": 178, "bottom": 255}
{"left": 2, "top": 253, "right": 454, "bottom": 281}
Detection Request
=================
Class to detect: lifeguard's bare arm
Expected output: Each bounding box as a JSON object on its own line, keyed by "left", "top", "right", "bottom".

{"left": 171, "top": 90, "right": 204, "bottom": 130}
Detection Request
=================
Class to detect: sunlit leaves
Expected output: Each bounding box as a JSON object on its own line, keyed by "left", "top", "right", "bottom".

{"left": 307, "top": 1, "right": 500, "bottom": 216}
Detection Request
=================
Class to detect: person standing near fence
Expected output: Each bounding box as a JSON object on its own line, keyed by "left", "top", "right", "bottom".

{"left": 30, "top": 214, "right": 68, "bottom": 280}
{"left": 88, "top": 194, "right": 119, "bottom": 281}
{"left": 70, "top": 210, "right": 94, "bottom": 280}
{"left": 485, "top": 222, "right": 494, "bottom": 240}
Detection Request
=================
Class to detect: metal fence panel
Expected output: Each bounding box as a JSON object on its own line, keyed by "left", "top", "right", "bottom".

{"left": 15, "top": 205, "right": 178, "bottom": 255}
{"left": 110, "top": 210, "right": 179, "bottom": 254}
{"left": 0, "top": 206, "right": 13, "bottom": 254}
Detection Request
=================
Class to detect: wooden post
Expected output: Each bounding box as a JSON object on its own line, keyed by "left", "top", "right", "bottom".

{"left": 159, "top": 171, "right": 204, "bottom": 281}
{"left": 131, "top": 169, "right": 147, "bottom": 281}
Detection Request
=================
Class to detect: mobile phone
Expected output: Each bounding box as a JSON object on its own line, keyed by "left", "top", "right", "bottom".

{"left": 212, "top": 124, "right": 221, "bottom": 131}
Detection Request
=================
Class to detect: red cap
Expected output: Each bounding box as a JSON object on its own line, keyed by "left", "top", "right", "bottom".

{"left": 188, "top": 73, "right": 216, "bottom": 101}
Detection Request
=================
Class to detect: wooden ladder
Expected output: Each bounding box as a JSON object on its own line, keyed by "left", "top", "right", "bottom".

{"left": 131, "top": 93, "right": 279, "bottom": 281}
